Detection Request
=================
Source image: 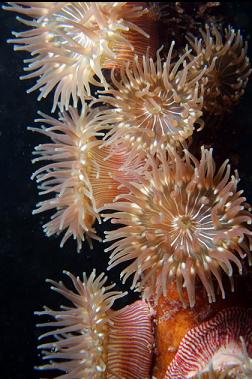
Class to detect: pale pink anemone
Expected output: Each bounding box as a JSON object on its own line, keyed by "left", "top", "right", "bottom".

{"left": 29, "top": 104, "right": 148, "bottom": 252}
{"left": 4, "top": 2, "right": 152, "bottom": 111}
{"left": 103, "top": 146, "right": 252, "bottom": 307}
{"left": 165, "top": 307, "right": 252, "bottom": 379}
{"left": 36, "top": 270, "right": 154, "bottom": 379}
{"left": 97, "top": 42, "right": 206, "bottom": 163}
{"left": 186, "top": 24, "right": 251, "bottom": 115}
{"left": 29, "top": 105, "right": 106, "bottom": 251}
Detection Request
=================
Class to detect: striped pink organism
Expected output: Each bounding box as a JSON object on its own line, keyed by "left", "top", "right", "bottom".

{"left": 165, "top": 307, "right": 252, "bottom": 379}
{"left": 36, "top": 270, "right": 153, "bottom": 379}
{"left": 108, "top": 299, "right": 154, "bottom": 378}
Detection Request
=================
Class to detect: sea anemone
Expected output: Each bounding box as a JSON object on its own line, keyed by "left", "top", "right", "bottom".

{"left": 29, "top": 105, "right": 106, "bottom": 251}
{"left": 186, "top": 24, "right": 251, "bottom": 115}
{"left": 157, "top": 2, "right": 223, "bottom": 49}
{"left": 103, "top": 146, "right": 252, "bottom": 307}
{"left": 98, "top": 43, "right": 206, "bottom": 157}
{"left": 4, "top": 2, "right": 153, "bottom": 111}
{"left": 29, "top": 104, "right": 148, "bottom": 251}
{"left": 36, "top": 270, "right": 153, "bottom": 378}
{"left": 165, "top": 307, "right": 252, "bottom": 379}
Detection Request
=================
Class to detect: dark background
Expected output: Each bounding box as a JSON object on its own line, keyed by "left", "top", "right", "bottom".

{"left": 0, "top": 3, "right": 252, "bottom": 378}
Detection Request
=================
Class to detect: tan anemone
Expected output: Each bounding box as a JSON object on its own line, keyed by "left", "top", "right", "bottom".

{"left": 36, "top": 270, "right": 153, "bottom": 378}
{"left": 29, "top": 106, "right": 105, "bottom": 251}
{"left": 97, "top": 43, "right": 206, "bottom": 159}
{"left": 103, "top": 146, "right": 252, "bottom": 307}
{"left": 4, "top": 2, "right": 155, "bottom": 111}
{"left": 186, "top": 24, "right": 251, "bottom": 115}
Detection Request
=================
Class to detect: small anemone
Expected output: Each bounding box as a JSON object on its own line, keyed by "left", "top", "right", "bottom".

{"left": 35, "top": 270, "right": 154, "bottom": 379}
{"left": 97, "top": 42, "right": 206, "bottom": 158}
{"left": 186, "top": 24, "right": 251, "bottom": 115}
{"left": 29, "top": 105, "right": 106, "bottom": 251}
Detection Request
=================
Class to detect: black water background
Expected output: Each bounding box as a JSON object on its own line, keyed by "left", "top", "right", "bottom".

{"left": 0, "top": 3, "right": 252, "bottom": 378}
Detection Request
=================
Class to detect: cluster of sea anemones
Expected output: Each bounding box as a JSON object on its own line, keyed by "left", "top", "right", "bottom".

{"left": 4, "top": 2, "right": 252, "bottom": 378}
